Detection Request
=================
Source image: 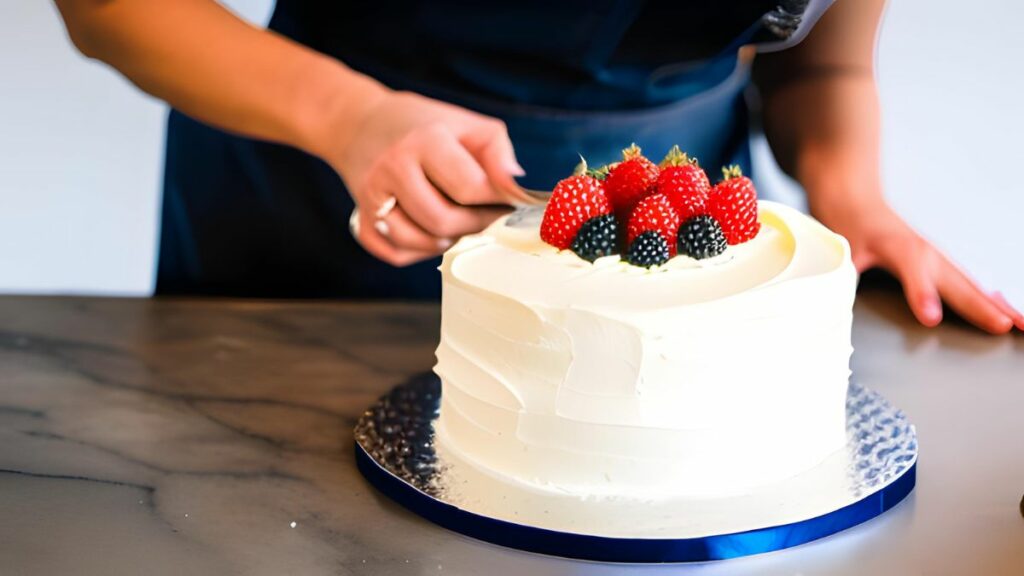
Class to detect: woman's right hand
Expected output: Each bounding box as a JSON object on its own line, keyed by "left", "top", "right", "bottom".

{"left": 321, "top": 90, "right": 536, "bottom": 266}
{"left": 53, "top": 1, "right": 534, "bottom": 267}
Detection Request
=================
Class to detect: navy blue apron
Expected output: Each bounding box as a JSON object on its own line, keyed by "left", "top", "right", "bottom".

{"left": 157, "top": 0, "right": 831, "bottom": 298}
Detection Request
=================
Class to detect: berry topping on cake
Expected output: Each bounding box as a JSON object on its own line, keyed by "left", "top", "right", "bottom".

{"left": 570, "top": 214, "right": 619, "bottom": 262}
{"left": 540, "top": 148, "right": 763, "bottom": 266}
{"left": 626, "top": 231, "right": 670, "bottom": 268}
{"left": 707, "top": 165, "right": 760, "bottom": 245}
{"left": 626, "top": 193, "right": 681, "bottom": 257}
{"left": 677, "top": 215, "right": 728, "bottom": 260}
{"left": 540, "top": 164, "right": 612, "bottom": 250}
{"left": 656, "top": 145, "right": 710, "bottom": 220}
{"left": 604, "top": 143, "right": 659, "bottom": 218}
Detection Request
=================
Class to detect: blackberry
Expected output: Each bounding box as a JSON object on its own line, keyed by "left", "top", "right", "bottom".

{"left": 626, "top": 230, "right": 670, "bottom": 268}
{"left": 570, "top": 214, "right": 619, "bottom": 262}
{"left": 677, "top": 215, "right": 728, "bottom": 260}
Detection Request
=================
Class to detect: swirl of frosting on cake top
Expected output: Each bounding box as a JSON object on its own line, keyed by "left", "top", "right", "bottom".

{"left": 446, "top": 201, "right": 850, "bottom": 312}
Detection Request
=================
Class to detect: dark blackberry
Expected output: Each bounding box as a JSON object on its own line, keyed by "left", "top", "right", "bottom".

{"left": 570, "top": 214, "right": 619, "bottom": 262}
{"left": 677, "top": 215, "right": 728, "bottom": 260}
{"left": 626, "top": 230, "right": 670, "bottom": 268}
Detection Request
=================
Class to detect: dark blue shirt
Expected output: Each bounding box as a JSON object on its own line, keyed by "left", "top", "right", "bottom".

{"left": 158, "top": 0, "right": 828, "bottom": 298}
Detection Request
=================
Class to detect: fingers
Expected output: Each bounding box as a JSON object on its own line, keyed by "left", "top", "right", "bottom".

{"left": 355, "top": 208, "right": 439, "bottom": 267}
{"left": 935, "top": 260, "right": 1014, "bottom": 334}
{"left": 991, "top": 292, "right": 1024, "bottom": 331}
{"left": 347, "top": 112, "right": 527, "bottom": 267}
{"left": 390, "top": 158, "right": 510, "bottom": 238}
{"left": 418, "top": 121, "right": 534, "bottom": 206}
{"left": 377, "top": 204, "right": 454, "bottom": 253}
{"left": 889, "top": 252, "right": 944, "bottom": 328}
{"left": 419, "top": 128, "right": 502, "bottom": 206}
{"left": 878, "top": 239, "right": 1015, "bottom": 333}
{"left": 842, "top": 207, "right": 1018, "bottom": 334}
{"left": 461, "top": 121, "right": 536, "bottom": 205}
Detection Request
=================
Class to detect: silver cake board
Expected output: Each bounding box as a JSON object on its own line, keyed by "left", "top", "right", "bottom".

{"left": 354, "top": 373, "right": 917, "bottom": 563}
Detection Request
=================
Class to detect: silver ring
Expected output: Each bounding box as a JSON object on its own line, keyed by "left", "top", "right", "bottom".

{"left": 348, "top": 208, "right": 361, "bottom": 238}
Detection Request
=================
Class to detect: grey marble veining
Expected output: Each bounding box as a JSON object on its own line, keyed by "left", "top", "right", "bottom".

{"left": 1, "top": 290, "right": 1022, "bottom": 575}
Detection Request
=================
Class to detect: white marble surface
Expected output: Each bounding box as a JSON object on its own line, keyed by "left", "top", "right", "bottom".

{"left": 1, "top": 288, "right": 1022, "bottom": 575}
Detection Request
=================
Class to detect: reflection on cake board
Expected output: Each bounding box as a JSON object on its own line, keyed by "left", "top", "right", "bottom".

{"left": 354, "top": 374, "right": 917, "bottom": 563}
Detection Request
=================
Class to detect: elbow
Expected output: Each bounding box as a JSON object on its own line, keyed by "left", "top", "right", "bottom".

{"left": 53, "top": 3, "right": 108, "bottom": 60}
{"left": 64, "top": 27, "right": 101, "bottom": 60}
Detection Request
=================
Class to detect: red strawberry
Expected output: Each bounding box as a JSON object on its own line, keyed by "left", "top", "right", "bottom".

{"left": 604, "top": 144, "right": 659, "bottom": 218}
{"left": 656, "top": 145, "right": 710, "bottom": 220}
{"left": 626, "top": 193, "right": 681, "bottom": 257}
{"left": 707, "top": 165, "right": 760, "bottom": 245}
{"left": 540, "top": 169, "right": 612, "bottom": 250}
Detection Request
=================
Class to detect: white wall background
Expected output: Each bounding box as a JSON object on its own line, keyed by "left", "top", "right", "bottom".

{"left": 1, "top": 1, "right": 1021, "bottom": 304}
{"left": 0, "top": 0, "right": 273, "bottom": 296}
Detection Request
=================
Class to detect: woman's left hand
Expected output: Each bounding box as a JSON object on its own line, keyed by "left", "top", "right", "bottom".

{"left": 823, "top": 203, "right": 1023, "bottom": 334}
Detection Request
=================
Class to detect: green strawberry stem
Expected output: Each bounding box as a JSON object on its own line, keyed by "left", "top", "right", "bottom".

{"left": 659, "top": 144, "right": 699, "bottom": 168}
{"left": 586, "top": 163, "right": 615, "bottom": 181}
{"left": 721, "top": 164, "right": 743, "bottom": 180}
{"left": 572, "top": 156, "right": 589, "bottom": 177}
{"left": 573, "top": 154, "right": 617, "bottom": 181}
{"left": 622, "top": 142, "right": 643, "bottom": 160}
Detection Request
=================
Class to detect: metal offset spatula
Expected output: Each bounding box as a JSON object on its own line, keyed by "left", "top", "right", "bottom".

{"left": 513, "top": 155, "right": 599, "bottom": 205}
{"left": 517, "top": 186, "right": 550, "bottom": 205}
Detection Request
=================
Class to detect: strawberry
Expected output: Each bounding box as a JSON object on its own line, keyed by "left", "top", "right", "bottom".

{"left": 540, "top": 165, "right": 613, "bottom": 250}
{"left": 604, "top": 143, "right": 659, "bottom": 218}
{"left": 626, "top": 193, "right": 681, "bottom": 257}
{"left": 706, "top": 165, "right": 760, "bottom": 245}
{"left": 656, "top": 145, "right": 710, "bottom": 220}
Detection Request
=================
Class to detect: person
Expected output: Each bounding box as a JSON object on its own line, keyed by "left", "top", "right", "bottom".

{"left": 55, "top": 0, "right": 1022, "bottom": 333}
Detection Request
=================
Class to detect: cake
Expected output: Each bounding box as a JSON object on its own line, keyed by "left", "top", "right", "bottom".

{"left": 432, "top": 146, "right": 857, "bottom": 499}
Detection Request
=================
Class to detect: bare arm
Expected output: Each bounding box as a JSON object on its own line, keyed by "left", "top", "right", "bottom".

{"left": 755, "top": 0, "right": 885, "bottom": 221}
{"left": 54, "top": 0, "right": 529, "bottom": 267}
{"left": 754, "top": 0, "right": 1022, "bottom": 333}
{"left": 55, "top": 0, "right": 382, "bottom": 160}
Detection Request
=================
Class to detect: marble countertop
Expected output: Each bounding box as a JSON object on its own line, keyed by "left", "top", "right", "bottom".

{"left": 2, "top": 285, "right": 1022, "bottom": 575}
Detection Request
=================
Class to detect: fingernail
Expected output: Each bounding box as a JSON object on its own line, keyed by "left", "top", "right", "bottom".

{"left": 373, "top": 220, "right": 390, "bottom": 237}
{"left": 506, "top": 159, "right": 526, "bottom": 177}
{"left": 993, "top": 291, "right": 1024, "bottom": 329}
{"left": 437, "top": 238, "right": 453, "bottom": 250}
{"left": 923, "top": 298, "right": 943, "bottom": 324}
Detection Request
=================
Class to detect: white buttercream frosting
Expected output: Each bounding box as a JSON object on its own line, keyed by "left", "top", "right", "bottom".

{"left": 434, "top": 201, "right": 857, "bottom": 499}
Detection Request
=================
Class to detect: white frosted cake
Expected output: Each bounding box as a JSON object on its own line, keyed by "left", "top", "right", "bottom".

{"left": 433, "top": 148, "right": 857, "bottom": 500}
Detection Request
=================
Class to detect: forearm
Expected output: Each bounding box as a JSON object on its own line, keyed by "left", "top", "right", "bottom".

{"left": 54, "top": 0, "right": 387, "bottom": 159}
{"left": 761, "top": 74, "right": 887, "bottom": 222}
{"left": 754, "top": 0, "right": 888, "bottom": 223}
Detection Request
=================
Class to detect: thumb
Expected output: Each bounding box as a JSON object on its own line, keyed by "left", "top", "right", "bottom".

{"left": 468, "top": 122, "right": 539, "bottom": 206}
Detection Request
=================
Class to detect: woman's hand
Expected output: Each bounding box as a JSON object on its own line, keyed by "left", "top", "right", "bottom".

{"left": 820, "top": 202, "right": 1024, "bottom": 334}
{"left": 54, "top": 1, "right": 534, "bottom": 268}
{"left": 320, "top": 90, "right": 535, "bottom": 266}
{"left": 53, "top": 1, "right": 535, "bottom": 268}
{"left": 754, "top": 0, "right": 1021, "bottom": 334}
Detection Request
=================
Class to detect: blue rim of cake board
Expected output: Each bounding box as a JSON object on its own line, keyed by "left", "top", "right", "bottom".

{"left": 354, "top": 442, "right": 916, "bottom": 563}
{"left": 353, "top": 374, "right": 918, "bottom": 563}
